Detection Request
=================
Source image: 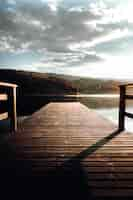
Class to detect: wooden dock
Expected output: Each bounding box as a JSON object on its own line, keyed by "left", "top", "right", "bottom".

{"left": 1, "top": 102, "right": 133, "bottom": 199}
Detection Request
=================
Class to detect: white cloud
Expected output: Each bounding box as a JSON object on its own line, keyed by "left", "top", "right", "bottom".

{"left": 7, "top": 0, "right": 16, "bottom": 5}
{"left": 69, "top": 28, "right": 131, "bottom": 53}
{"left": 41, "top": 0, "right": 62, "bottom": 11}
{"left": 0, "top": 0, "right": 133, "bottom": 77}
{"left": 83, "top": 55, "right": 133, "bottom": 80}
{"left": 0, "top": 40, "right": 12, "bottom": 51}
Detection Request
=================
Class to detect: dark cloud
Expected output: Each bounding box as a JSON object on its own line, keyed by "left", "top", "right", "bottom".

{"left": 0, "top": 11, "right": 16, "bottom": 32}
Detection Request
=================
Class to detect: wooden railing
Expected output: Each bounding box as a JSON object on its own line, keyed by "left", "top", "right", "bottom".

{"left": 119, "top": 84, "right": 133, "bottom": 131}
{"left": 0, "top": 82, "right": 18, "bottom": 132}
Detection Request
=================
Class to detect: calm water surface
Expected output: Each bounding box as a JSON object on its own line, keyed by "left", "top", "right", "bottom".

{"left": 83, "top": 94, "right": 133, "bottom": 132}
{"left": 94, "top": 106, "right": 133, "bottom": 132}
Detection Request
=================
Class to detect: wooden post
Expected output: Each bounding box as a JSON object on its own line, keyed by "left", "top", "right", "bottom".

{"left": 8, "top": 86, "right": 17, "bottom": 132}
{"left": 119, "top": 85, "right": 126, "bottom": 131}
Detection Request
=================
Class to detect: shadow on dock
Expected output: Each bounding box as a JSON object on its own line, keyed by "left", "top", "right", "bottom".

{"left": 43, "top": 129, "right": 121, "bottom": 200}
{"left": 0, "top": 128, "right": 121, "bottom": 200}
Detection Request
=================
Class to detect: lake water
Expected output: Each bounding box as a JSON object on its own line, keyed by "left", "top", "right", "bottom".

{"left": 94, "top": 107, "right": 133, "bottom": 132}
{"left": 81, "top": 94, "right": 133, "bottom": 132}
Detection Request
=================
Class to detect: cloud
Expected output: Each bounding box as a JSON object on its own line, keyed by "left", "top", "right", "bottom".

{"left": 37, "top": 50, "right": 103, "bottom": 71}
{"left": 0, "top": 0, "right": 132, "bottom": 69}
{"left": 93, "top": 34, "right": 133, "bottom": 56}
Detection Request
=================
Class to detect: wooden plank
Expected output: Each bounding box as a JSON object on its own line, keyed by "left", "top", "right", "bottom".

{"left": 0, "top": 82, "right": 17, "bottom": 88}
{"left": 8, "top": 86, "right": 17, "bottom": 132}
{"left": 0, "top": 94, "right": 8, "bottom": 100}
{"left": 1, "top": 102, "right": 133, "bottom": 198}
{"left": 92, "top": 189, "right": 133, "bottom": 197}
{"left": 0, "top": 112, "right": 8, "bottom": 120}
{"left": 125, "top": 95, "right": 133, "bottom": 99}
{"left": 120, "top": 83, "right": 133, "bottom": 87}
{"left": 119, "top": 85, "right": 126, "bottom": 131}
{"left": 0, "top": 82, "right": 18, "bottom": 132}
{"left": 125, "top": 112, "right": 133, "bottom": 119}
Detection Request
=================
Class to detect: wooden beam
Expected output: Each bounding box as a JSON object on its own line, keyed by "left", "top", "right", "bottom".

{"left": 0, "top": 112, "right": 8, "bottom": 120}
{"left": 0, "top": 94, "right": 8, "bottom": 101}
{"left": 0, "top": 82, "right": 18, "bottom": 132}
{"left": 125, "top": 112, "right": 133, "bottom": 119}
{"left": 0, "top": 82, "right": 17, "bottom": 88}
{"left": 125, "top": 95, "right": 133, "bottom": 99}
{"left": 119, "top": 85, "right": 126, "bottom": 131}
{"left": 8, "top": 87, "right": 17, "bottom": 132}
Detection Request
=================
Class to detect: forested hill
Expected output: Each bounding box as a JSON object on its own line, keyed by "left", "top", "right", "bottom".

{"left": 50, "top": 74, "right": 121, "bottom": 94}
{"left": 0, "top": 69, "right": 122, "bottom": 94}
{"left": 0, "top": 69, "right": 77, "bottom": 94}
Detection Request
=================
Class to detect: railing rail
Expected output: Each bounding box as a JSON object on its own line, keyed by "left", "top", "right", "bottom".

{"left": 119, "top": 84, "right": 133, "bottom": 131}
{"left": 0, "top": 82, "right": 18, "bottom": 132}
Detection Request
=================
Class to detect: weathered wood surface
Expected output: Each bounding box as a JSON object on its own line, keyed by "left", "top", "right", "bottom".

{"left": 0, "top": 94, "right": 8, "bottom": 100}
{"left": 119, "top": 84, "right": 133, "bottom": 131}
{"left": 1, "top": 102, "right": 133, "bottom": 199}
{"left": 0, "top": 82, "right": 18, "bottom": 132}
{"left": 0, "top": 82, "right": 17, "bottom": 88}
{"left": 0, "top": 93, "right": 8, "bottom": 120}
{"left": 0, "top": 112, "right": 8, "bottom": 120}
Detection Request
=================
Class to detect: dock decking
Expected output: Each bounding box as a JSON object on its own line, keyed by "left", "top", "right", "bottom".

{"left": 1, "top": 102, "right": 133, "bottom": 199}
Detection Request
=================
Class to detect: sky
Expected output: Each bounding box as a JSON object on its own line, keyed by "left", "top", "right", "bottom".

{"left": 0, "top": 0, "right": 133, "bottom": 79}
